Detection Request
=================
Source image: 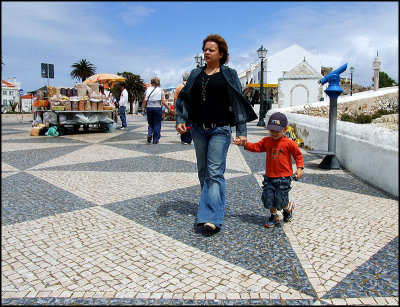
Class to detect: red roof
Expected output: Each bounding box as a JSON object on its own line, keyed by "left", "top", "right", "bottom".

{"left": 22, "top": 94, "right": 34, "bottom": 99}
{"left": 1, "top": 80, "right": 15, "bottom": 87}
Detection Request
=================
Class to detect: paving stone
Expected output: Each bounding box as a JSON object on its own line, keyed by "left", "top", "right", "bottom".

{"left": 1, "top": 115, "right": 398, "bottom": 306}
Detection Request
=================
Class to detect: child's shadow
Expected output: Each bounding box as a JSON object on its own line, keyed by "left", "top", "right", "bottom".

{"left": 234, "top": 213, "right": 282, "bottom": 228}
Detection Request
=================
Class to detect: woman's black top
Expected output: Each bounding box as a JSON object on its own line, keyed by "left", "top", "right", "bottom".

{"left": 188, "top": 70, "right": 232, "bottom": 124}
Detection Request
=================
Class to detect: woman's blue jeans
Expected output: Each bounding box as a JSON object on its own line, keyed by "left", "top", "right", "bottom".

{"left": 146, "top": 107, "right": 162, "bottom": 143}
{"left": 191, "top": 125, "right": 232, "bottom": 228}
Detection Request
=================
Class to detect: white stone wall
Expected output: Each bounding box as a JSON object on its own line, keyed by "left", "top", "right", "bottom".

{"left": 266, "top": 86, "right": 399, "bottom": 197}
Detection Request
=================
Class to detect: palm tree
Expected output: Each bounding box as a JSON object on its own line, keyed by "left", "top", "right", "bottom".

{"left": 70, "top": 59, "right": 96, "bottom": 82}
{"left": 112, "top": 72, "right": 145, "bottom": 114}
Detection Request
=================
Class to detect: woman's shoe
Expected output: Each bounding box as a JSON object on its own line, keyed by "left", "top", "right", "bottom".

{"left": 147, "top": 135, "right": 152, "bottom": 144}
{"left": 204, "top": 223, "right": 216, "bottom": 232}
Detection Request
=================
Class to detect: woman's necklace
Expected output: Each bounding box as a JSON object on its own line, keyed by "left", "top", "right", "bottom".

{"left": 201, "top": 66, "right": 220, "bottom": 102}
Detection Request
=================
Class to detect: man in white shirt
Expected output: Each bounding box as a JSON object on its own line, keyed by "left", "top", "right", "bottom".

{"left": 119, "top": 82, "right": 128, "bottom": 129}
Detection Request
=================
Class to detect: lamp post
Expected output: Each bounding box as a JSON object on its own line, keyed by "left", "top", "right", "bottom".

{"left": 350, "top": 66, "right": 354, "bottom": 96}
{"left": 256, "top": 45, "right": 267, "bottom": 126}
{"left": 195, "top": 53, "right": 205, "bottom": 67}
{"left": 195, "top": 53, "right": 201, "bottom": 67}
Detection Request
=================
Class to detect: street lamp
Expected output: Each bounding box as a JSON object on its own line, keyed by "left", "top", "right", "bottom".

{"left": 195, "top": 53, "right": 205, "bottom": 67}
{"left": 256, "top": 45, "right": 267, "bottom": 126}
{"left": 195, "top": 53, "right": 201, "bottom": 67}
{"left": 350, "top": 66, "right": 354, "bottom": 96}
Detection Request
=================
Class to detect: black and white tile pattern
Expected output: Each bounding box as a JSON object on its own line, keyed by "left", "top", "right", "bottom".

{"left": 1, "top": 115, "right": 398, "bottom": 305}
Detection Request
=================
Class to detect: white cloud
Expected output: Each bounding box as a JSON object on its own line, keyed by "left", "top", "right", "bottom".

{"left": 1, "top": 2, "right": 397, "bottom": 91}
{"left": 121, "top": 5, "right": 155, "bottom": 26}
{"left": 228, "top": 3, "right": 398, "bottom": 87}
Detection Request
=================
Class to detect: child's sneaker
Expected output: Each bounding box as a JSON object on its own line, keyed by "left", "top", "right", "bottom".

{"left": 283, "top": 202, "right": 295, "bottom": 223}
{"left": 265, "top": 214, "right": 279, "bottom": 228}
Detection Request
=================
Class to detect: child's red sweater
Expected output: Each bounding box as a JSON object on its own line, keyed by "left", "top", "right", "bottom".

{"left": 245, "top": 136, "right": 304, "bottom": 177}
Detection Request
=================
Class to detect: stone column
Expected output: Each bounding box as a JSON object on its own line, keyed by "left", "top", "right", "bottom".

{"left": 373, "top": 52, "right": 381, "bottom": 91}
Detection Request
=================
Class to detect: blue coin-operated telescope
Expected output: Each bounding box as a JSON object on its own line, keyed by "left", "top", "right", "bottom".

{"left": 308, "top": 63, "right": 347, "bottom": 169}
{"left": 320, "top": 63, "right": 347, "bottom": 98}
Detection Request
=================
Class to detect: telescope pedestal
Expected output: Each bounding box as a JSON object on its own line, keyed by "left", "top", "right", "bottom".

{"left": 307, "top": 150, "right": 341, "bottom": 169}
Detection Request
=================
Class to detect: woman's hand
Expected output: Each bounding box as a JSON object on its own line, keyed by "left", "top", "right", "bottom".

{"left": 176, "top": 123, "right": 187, "bottom": 134}
{"left": 234, "top": 136, "right": 247, "bottom": 146}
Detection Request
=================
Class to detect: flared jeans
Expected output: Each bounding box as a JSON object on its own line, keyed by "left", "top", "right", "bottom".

{"left": 191, "top": 125, "right": 232, "bottom": 228}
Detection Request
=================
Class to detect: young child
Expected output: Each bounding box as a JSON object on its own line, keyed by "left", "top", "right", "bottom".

{"left": 234, "top": 112, "right": 304, "bottom": 227}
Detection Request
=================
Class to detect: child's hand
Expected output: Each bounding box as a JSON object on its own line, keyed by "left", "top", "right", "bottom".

{"left": 234, "top": 136, "right": 247, "bottom": 146}
{"left": 233, "top": 137, "right": 241, "bottom": 145}
{"left": 294, "top": 167, "right": 304, "bottom": 180}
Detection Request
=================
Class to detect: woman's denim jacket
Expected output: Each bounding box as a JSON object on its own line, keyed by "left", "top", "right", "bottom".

{"left": 175, "top": 65, "right": 258, "bottom": 137}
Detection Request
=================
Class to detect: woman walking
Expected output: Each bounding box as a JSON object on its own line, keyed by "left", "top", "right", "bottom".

{"left": 175, "top": 34, "right": 257, "bottom": 233}
{"left": 143, "top": 77, "right": 174, "bottom": 144}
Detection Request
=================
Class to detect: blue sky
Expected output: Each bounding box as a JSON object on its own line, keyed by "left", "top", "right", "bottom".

{"left": 2, "top": 1, "right": 398, "bottom": 93}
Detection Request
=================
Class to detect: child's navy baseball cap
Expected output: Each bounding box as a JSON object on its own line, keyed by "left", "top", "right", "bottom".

{"left": 266, "top": 112, "right": 288, "bottom": 131}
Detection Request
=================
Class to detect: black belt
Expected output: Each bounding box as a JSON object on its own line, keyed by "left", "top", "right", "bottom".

{"left": 264, "top": 176, "right": 291, "bottom": 182}
{"left": 192, "top": 122, "right": 230, "bottom": 129}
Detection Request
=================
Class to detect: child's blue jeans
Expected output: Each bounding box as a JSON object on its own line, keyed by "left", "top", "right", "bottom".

{"left": 261, "top": 176, "right": 292, "bottom": 211}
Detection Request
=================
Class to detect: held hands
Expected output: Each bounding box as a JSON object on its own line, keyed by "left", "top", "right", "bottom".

{"left": 233, "top": 136, "right": 247, "bottom": 147}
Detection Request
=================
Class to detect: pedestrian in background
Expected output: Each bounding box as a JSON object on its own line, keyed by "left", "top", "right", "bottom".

{"left": 175, "top": 34, "right": 257, "bottom": 233}
{"left": 119, "top": 82, "right": 128, "bottom": 130}
{"left": 99, "top": 85, "right": 110, "bottom": 99}
{"left": 174, "top": 72, "right": 192, "bottom": 145}
{"left": 250, "top": 90, "right": 259, "bottom": 107}
{"left": 142, "top": 77, "right": 174, "bottom": 144}
{"left": 234, "top": 112, "right": 304, "bottom": 228}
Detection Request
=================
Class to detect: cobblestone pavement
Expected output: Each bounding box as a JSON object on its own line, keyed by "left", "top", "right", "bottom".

{"left": 2, "top": 114, "right": 398, "bottom": 305}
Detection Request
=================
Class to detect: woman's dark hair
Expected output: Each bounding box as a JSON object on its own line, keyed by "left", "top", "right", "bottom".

{"left": 202, "top": 34, "right": 229, "bottom": 65}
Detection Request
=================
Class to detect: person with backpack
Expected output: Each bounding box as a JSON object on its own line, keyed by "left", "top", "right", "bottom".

{"left": 142, "top": 77, "right": 174, "bottom": 144}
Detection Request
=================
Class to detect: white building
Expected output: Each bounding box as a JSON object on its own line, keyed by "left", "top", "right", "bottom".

{"left": 21, "top": 93, "right": 35, "bottom": 112}
{"left": 1, "top": 77, "right": 21, "bottom": 112}
{"left": 240, "top": 44, "right": 322, "bottom": 87}
{"left": 277, "top": 58, "right": 326, "bottom": 108}
{"left": 239, "top": 44, "right": 326, "bottom": 107}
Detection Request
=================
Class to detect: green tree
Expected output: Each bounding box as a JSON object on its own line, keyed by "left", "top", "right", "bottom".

{"left": 70, "top": 59, "right": 96, "bottom": 82}
{"left": 373, "top": 71, "right": 398, "bottom": 88}
{"left": 111, "top": 72, "right": 146, "bottom": 114}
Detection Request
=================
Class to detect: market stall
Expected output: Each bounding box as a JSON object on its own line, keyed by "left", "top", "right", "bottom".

{"left": 32, "top": 78, "right": 122, "bottom": 135}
